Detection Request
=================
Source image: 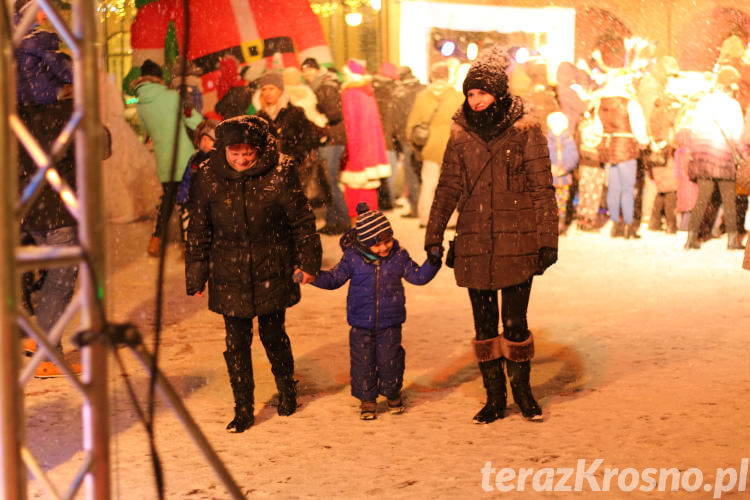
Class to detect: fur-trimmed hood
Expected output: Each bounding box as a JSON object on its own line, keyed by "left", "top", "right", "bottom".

{"left": 129, "top": 75, "right": 166, "bottom": 94}
{"left": 211, "top": 115, "right": 280, "bottom": 179}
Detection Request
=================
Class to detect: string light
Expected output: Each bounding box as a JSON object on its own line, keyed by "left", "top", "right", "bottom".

{"left": 96, "top": 0, "right": 134, "bottom": 20}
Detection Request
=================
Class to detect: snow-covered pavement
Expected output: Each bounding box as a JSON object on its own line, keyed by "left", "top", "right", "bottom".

{"left": 24, "top": 210, "right": 750, "bottom": 499}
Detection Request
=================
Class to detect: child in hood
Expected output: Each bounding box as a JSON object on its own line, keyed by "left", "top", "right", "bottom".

{"left": 310, "top": 202, "right": 440, "bottom": 419}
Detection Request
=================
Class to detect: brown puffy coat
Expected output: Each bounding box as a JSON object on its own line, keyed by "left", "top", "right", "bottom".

{"left": 425, "top": 109, "right": 558, "bottom": 290}
{"left": 598, "top": 96, "right": 639, "bottom": 165}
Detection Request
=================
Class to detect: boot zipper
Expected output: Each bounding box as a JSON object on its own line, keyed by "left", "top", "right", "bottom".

{"left": 505, "top": 148, "right": 511, "bottom": 191}
{"left": 375, "top": 262, "right": 380, "bottom": 330}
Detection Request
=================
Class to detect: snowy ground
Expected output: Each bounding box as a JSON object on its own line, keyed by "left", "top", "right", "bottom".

{"left": 23, "top": 206, "right": 750, "bottom": 499}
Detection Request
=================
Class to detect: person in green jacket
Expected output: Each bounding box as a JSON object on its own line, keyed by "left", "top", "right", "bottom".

{"left": 130, "top": 59, "right": 203, "bottom": 256}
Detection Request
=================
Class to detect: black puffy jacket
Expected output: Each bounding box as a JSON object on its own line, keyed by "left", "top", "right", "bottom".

{"left": 185, "top": 121, "right": 321, "bottom": 318}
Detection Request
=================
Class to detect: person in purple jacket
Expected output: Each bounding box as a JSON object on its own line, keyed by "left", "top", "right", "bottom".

{"left": 310, "top": 202, "right": 440, "bottom": 420}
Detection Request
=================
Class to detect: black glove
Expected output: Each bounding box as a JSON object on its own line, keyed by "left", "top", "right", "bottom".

{"left": 538, "top": 246, "right": 558, "bottom": 271}
{"left": 426, "top": 244, "right": 444, "bottom": 267}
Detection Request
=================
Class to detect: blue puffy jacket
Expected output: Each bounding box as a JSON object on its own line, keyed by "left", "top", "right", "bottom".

{"left": 312, "top": 235, "right": 440, "bottom": 329}
{"left": 15, "top": 27, "right": 72, "bottom": 106}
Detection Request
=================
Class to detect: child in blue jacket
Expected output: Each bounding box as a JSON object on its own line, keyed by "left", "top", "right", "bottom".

{"left": 311, "top": 202, "right": 440, "bottom": 419}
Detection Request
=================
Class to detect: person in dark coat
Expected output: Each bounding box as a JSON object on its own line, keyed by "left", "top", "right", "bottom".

{"left": 424, "top": 45, "right": 558, "bottom": 424}
{"left": 185, "top": 115, "right": 322, "bottom": 432}
{"left": 301, "top": 57, "right": 351, "bottom": 234}
{"left": 391, "top": 66, "right": 426, "bottom": 217}
{"left": 14, "top": 0, "right": 81, "bottom": 377}
{"left": 311, "top": 203, "right": 439, "bottom": 419}
{"left": 372, "top": 62, "right": 400, "bottom": 209}
{"left": 14, "top": 0, "right": 72, "bottom": 106}
{"left": 254, "top": 71, "right": 319, "bottom": 166}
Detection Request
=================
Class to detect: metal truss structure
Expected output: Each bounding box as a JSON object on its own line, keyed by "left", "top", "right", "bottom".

{"left": 1, "top": 1, "right": 244, "bottom": 498}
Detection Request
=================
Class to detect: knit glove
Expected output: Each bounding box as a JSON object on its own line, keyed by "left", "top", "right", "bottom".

{"left": 538, "top": 246, "right": 558, "bottom": 271}
{"left": 426, "top": 244, "right": 444, "bottom": 267}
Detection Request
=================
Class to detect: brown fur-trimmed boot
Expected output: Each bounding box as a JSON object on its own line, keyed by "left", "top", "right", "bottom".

{"left": 502, "top": 332, "right": 543, "bottom": 422}
{"left": 472, "top": 337, "right": 506, "bottom": 424}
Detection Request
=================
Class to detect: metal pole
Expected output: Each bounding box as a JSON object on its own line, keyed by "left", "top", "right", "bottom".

{"left": 129, "top": 343, "right": 246, "bottom": 500}
{"left": 72, "top": 0, "right": 111, "bottom": 497}
{"left": 0, "top": 3, "right": 26, "bottom": 499}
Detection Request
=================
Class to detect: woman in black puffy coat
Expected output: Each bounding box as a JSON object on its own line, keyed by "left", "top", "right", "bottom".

{"left": 185, "top": 115, "right": 321, "bottom": 432}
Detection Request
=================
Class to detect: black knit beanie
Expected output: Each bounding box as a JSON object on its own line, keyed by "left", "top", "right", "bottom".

{"left": 355, "top": 202, "right": 393, "bottom": 247}
{"left": 462, "top": 44, "right": 511, "bottom": 100}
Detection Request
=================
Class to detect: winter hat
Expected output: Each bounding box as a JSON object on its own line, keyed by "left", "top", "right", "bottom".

{"left": 355, "top": 202, "right": 393, "bottom": 247}
{"left": 301, "top": 57, "right": 320, "bottom": 70}
{"left": 215, "top": 115, "right": 270, "bottom": 149}
{"left": 140, "top": 59, "right": 163, "bottom": 78}
{"left": 378, "top": 61, "right": 399, "bottom": 80}
{"left": 194, "top": 119, "right": 219, "bottom": 146}
{"left": 258, "top": 71, "right": 284, "bottom": 91}
{"left": 346, "top": 59, "right": 367, "bottom": 75}
{"left": 462, "top": 44, "right": 511, "bottom": 99}
{"left": 398, "top": 65, "right": 415, "bottom": 81}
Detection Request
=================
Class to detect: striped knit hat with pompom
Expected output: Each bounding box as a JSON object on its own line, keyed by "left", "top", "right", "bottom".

{"left": 355, "top": 202, "right": 393, "bottom": 247}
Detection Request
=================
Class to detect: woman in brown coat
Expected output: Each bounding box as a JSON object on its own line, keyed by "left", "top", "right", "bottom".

{"left": 425, "top": 46, "right": 558, "bottom": 423}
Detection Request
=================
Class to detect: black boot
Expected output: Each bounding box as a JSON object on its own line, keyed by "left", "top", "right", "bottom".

{"left": 727, "top": 232, "right": 746, "bottom": 250}
{"left": 624, "top": 224, "right": 641, "bottom": 239}
{"left": 223, "top": 351, "right": 254, "bottom": 432}
{"left": 506, "top": 359, "right": 543, "bottom": 422}
{"left": 473, "top": 358, "right": 506, "bottom": 424}
{"left": 684, "top": 231, "right": 701, "bottom": 249}
{"left": 275, "top": 375, "right": 298, "bottom": 416}
{"left": 264, "top": 339, "right": 297, "bottom": 416}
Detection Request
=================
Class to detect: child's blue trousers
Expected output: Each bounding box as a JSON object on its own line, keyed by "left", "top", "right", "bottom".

{"left": 349, "top": 325, "right": 405, "bottom": 401}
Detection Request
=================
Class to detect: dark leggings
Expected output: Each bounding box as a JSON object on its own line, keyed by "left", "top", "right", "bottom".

{"left": 153, "top": 181, "right": 180, "bottom": 239}
{"left": 689, "top": 178, "right": 737, "bottom": 234}
{"left": 223, "top": 310, "right": 293, "bottom": 378}
{"left": 468, "top": 278, "right": 533, "bottom": 342}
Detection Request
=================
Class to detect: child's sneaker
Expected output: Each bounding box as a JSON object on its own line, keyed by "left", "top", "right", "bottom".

{"left": 360, "top": 400, "right": 377, "bottom": 420}
{"left": 387, "top": 396, "right": 405, "bottom": 414}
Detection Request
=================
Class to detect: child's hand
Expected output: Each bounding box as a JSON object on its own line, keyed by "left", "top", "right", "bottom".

{"left": 294, "top": 269, "right": 315, "bottom": 285}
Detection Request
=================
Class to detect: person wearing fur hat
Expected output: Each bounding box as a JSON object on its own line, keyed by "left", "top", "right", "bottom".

{"left": 424, "top": 44, "right": 558, "bottom": 423}
{"left": 253, "top": 70, "right": 321, "bottom": 166}
{"left": 185, "top": 115, "right": 322, "bottom": 432}
{"left": 310, "top": 202, "right": 440, "bottom": 419}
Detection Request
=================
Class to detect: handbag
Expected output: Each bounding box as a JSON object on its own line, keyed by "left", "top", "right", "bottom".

{"left": 737, "top": 156, "right": 750, "bottom": 192}
{"left": 713, "top": 119, "right": 750, "bottom": 190}
{"left": 409, "top": 100, "right": 440, "bottom": 151}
